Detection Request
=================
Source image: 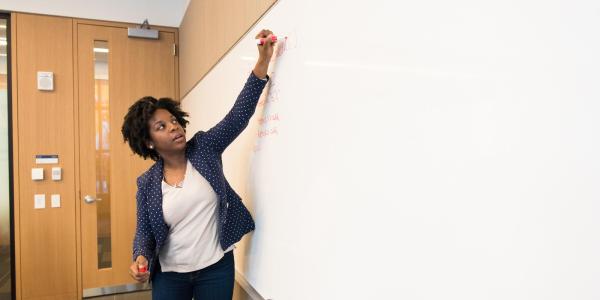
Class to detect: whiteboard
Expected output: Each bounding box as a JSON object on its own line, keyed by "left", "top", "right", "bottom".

{"left": 181, "top": 0, "right": 600, "bottom": 299}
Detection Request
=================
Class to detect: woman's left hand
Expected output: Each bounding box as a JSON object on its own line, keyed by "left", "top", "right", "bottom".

{"left": 253, "top": 29, "right": 276, "bottom": 79}
{"left": 256, "top": 29, "right": 276, "bottom": 62}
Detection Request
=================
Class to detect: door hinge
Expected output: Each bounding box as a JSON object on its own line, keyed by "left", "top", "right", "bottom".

{"left": 172, "top": 44, "right": 178, "bottom": 56}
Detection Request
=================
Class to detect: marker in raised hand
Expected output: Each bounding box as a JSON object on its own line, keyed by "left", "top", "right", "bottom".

{"left": 256, "top": 35, "right": 278, "bottom": 45}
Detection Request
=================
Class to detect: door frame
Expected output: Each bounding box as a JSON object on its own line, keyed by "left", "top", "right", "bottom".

{"left": 1, "top": 11, "right": 16, "bottom": 300}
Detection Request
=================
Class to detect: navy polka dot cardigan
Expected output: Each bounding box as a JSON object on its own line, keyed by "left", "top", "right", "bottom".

{"left": 133, "top": 72, "right": 268, "bottom": 277}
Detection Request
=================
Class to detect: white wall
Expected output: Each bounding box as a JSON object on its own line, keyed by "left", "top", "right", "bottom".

{"left": 0, "top": 0, "right": 190, "bottom": 27}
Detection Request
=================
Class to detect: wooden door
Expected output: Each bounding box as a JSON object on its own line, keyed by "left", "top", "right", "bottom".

{"left": 76, "top": 22, "right": 177, "bottom": 296}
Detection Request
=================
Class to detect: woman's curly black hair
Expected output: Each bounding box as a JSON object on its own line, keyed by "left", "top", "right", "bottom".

{"left": 121, "top": 96, "right": 190, "bottom": 161}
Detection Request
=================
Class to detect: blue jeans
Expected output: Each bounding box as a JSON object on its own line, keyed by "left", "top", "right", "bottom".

{"left": 152, "top": 251, "right": 235, "bottom": 300}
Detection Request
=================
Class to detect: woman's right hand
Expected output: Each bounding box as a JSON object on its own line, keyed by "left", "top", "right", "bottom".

{"left": 129, "top": 255, "right": 150, "bottom": 283}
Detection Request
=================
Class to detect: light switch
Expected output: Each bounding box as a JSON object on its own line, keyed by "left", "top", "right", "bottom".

{"left": 37, "top": 71, "right": 54, "bottom": 91}
{"left": 32, "top": 168, "right": 44, "bottom": 181}
{"left": 51, "top": 194, "right": 61, "bottom": 208}
{"left": 34, "top": 194, "right": 45, "bottom": 209}
{"left": 52, "top": 167, "right": 62, "bottom": 181}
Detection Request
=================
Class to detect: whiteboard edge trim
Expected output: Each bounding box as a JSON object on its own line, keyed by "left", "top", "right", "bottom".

{"left": 235, "top": 269, "right": 267, "bottom": 300}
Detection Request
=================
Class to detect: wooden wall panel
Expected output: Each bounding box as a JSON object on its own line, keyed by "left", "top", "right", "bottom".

{"left": 11, "top": 12, "right": 179, "bottom": 300}
{"left": 178, "top": 0, "right": 277, "bottom": 98}
{"left": 15, "top": 13, "right": 77, "bottom": 299}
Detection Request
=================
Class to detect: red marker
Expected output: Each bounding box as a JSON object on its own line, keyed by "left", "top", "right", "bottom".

{"left": 138, "top": 264, "right": 147, "bottom": 273}
{"left": 256, "top": 35, "right": 277, "bottom": 45}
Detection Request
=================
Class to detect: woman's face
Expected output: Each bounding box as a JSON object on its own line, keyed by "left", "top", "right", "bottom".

{"left": 147, "top": 108, "right": 187, "bottom": 156}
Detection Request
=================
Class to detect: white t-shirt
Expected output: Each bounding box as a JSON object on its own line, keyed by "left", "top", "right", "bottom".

{"left": 158, "top": 160, "right": 233, "bottom": 272}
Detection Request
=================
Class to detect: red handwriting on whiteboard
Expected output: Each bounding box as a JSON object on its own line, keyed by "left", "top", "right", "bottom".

{"left": 257, "top": 127, "right": 279, "bottom": 138}
{"left": 268, "top": 87, "right": 280, "bottom": 103}
{"left": 258, "top": 113, "right": 280, "bottom": 125}
{"left": 258, "top": 76, "right": 279, "bottom": 106}
{"left": 275, "top": 36, "right": 288, "bottom": 58}
{"left": 258, "top": 96, "right": 276, "bottom": 107}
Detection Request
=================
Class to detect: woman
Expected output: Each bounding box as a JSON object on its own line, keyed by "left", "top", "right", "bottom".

{"left": 121, "top": 29, "right": 275, "bottom": 300}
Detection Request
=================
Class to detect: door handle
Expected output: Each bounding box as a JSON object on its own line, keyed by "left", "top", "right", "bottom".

{"left": 84, "top": 195, "right": 102, "bottom": 204}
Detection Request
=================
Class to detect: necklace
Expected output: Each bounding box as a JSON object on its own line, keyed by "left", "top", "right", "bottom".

{"left": 164, "top": 176, "right": 184, "bottom": 188}
{"left": 163, "top": 165, "right": 186, "bottom": 188}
